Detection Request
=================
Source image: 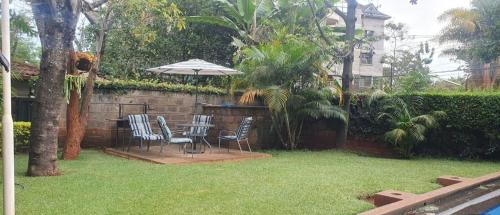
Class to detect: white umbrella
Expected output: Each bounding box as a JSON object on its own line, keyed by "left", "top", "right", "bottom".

{"left": 147, "top": 59, "right": 242, "bottom": 76}
{"left": 146, "top": 59, "right": 242, "bottom": 108}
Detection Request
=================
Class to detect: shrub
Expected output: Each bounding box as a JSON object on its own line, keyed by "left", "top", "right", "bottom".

{"left": 350, "top": 92, "right": 500, "bottom": 159}
{"left": 0, "top": 122, "right": 31, "bottom": 152}
{"left": 95, "top": 79, "right": 226, "bottom": 95}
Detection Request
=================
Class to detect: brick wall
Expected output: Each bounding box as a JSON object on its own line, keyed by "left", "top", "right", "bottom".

{"left": 202, "top": 105, "right": 278, "bottom": 150}
{"left": 58, "top": 89, "right": 232, "bottom": 148}
{"left": 57, "top": 89, "right": 395, "bottom": 157}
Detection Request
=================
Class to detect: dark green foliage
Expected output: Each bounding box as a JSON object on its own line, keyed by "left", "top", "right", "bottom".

{"left": 350, "top": 92, "right": 500, "bottom": 159}
{"left": 100, "top": 0, "right": 237, "bottom": 79}
{"left": 94, "top": 79, "right": 226, "bottom": 95}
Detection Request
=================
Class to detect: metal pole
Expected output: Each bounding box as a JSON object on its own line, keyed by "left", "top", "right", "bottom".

{"left": 194, "top": 69, "right": 200, "bottom": 112}
{"left": 2, "top": 0, "right": 15, "bottom": 214}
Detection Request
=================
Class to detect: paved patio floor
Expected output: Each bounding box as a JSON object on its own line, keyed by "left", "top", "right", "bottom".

{"left": 104, "top": 144, "right": 271, "bottom": 164}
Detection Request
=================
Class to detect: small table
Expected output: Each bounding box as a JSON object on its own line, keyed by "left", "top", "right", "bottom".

{"left": 106, "top": 118, "right": 129, "bottom": 148}
{"left": 176, "top": 123, "right": 214, "bottom": 154}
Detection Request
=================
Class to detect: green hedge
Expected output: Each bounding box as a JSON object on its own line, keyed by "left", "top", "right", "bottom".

{"left": 95, "top": 79, "right": 227, "bottom": 95}
{"left": 0, "top": 122, "right": 31, "bottom": 151}
{"left": 349, "top": 92, "right": 500, "bottom": 159}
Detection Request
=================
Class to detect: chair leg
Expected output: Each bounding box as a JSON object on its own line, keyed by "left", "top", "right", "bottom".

{"left": 160, "top": 140, "right": 164, "bottom": 153}
{"left": 203, "top": 137, "right": 212, "bottom": 153}
{"left": 246, "top": 139, "right": 252, "bottom": 153}
{"left": 140, "top": 139, "right": 143, "bottom": 151}
{"left": 147, "top": 140, "right": 151, "bottom": 152}
{"left": 236, "top": 139, "right": 243, "bottom": 152}
{"left": 191, "top": 142, "right": 194, "bottom": 158}
{"left": 127, "top": 137, "right": 133, "bottom": 152}
{"left": 218, "top": 138, "right": 222, "bottom": 152}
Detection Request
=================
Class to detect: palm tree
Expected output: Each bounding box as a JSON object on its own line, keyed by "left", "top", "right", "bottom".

{"left": 369, "top": 90, "right": 446, "bottom": 158}
{"left": 187, "top": 0, "right": 275, "bottom": 44}
{"left": 438, "top": 0, "right": 500, "bottom": 89}
{"left": 237, "top": 37, "right": 346, "bottom": 149}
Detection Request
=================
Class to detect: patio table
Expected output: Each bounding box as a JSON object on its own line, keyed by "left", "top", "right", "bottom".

{"left": 176, "top": 123, "right": 214, "bottom": 154}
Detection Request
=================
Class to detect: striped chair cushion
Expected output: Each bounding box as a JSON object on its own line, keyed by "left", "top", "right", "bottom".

{"left": 188, "top": 115, "right": 213, "bottom": 136}
{"left": 128, "top": 114, "right": 163, "bottom": 141}
{"left": 157, "top": 116, "right": 173, "bottom": 141}
{"left": 236, "top": 117, "right": 253, "bottom": 139}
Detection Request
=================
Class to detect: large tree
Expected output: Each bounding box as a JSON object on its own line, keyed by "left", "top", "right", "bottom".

{"left": 28, "top": 0, "right": 82, "bottom": 176}
{"left": 438, "top": 0, "right": 500, "bottom": 88}
{"left": 62, "top": 1, "right": 112, "bottom": 160}
{"left": 62, "top": 0, "right": 185, "bottom": 159}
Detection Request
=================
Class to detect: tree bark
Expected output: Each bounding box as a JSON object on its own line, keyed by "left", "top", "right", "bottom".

{"left": 63, "top": 6, "right": 111, "bottom": 160}
{"left": 335, "top": 0, "right": 357, "bottom": 148}
{"left": 63, "top": 84, "right": 83, "bottom": 160}
{"left": 28, "top": 0, "right": 81, "bottom": 176}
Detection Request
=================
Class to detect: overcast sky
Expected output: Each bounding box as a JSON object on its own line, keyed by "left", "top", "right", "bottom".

{"left": 358, "top": 0, "right": 472, "bottom": 78}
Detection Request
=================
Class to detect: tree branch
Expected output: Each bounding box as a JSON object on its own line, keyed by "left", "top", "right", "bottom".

{"left": 333, "top": 7, "right": 347, "bottom": 22}
{"left": 307, "top": 0, "right": 331, "bottom": 45}
{"left": 83, "top": 0, "right": 109, "bottom": 9}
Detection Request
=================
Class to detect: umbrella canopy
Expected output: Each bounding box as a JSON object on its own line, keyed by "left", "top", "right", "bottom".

{"left": 146, "top": 59, "right": 242, "bottom": 76}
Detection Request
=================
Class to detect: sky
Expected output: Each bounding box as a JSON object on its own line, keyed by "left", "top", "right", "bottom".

{"left": 358, "top": 0, "right": 472, "bottom": 78}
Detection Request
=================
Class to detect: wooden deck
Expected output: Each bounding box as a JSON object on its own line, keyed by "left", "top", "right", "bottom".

{"left": 104, "top": 145, "right": 271, "bottom": 165}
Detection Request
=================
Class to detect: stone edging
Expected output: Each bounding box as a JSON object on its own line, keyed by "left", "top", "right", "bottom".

{"left": 359, "top": 171, "right": 500, "bottom": 215}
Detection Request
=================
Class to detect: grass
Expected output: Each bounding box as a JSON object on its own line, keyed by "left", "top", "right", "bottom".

{"left": 5, "top": 150, "right": 500, "bottom": 215}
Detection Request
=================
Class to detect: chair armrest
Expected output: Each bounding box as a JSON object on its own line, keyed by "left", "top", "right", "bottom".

{"left": 171, "top": 129, "right": 185, "bottom": 135}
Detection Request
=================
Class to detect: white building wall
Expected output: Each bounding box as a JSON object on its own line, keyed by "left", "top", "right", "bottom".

{"left": 327, "top": 6, "right": 389, "bottom": 89}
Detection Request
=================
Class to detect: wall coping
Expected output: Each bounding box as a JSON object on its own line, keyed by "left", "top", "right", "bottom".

{"left": 202, "top": 104, "right": 267, "bottom": 110}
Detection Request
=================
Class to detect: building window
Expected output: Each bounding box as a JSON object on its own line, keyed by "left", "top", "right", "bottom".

{"left": 360, "top": 51, "right": 373, "bottom": 64}
{"left": 365, "top": 30, "right": 375, "bottom": 37}
{"left": 358, "top": 76, "right": 373, "bottom": 89}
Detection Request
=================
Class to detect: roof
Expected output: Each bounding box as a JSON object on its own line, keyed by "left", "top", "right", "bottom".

{"left": 12, "top": 61, "right": 39, "bottom": 80}
{"left": 359, "top": 3, "right": 391, "bottom": 20}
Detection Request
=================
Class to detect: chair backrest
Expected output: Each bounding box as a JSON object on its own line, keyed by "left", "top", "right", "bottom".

{"left": 128, "top": 114, "right": 154, "bottom": 137}
{"left": 157, "top": 116, "right": 172, "bottom": 141}
{"left": 236, "top": 117, "right": 253, "bottom": 139}
{"left": 190, "top": 115, "right": 213, "bottom": 136}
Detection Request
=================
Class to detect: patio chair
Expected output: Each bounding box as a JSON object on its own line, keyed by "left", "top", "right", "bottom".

{"left": 127, "top": 114, "right": 163, "bottom": 152}
{"left": 218, "top": 117, "right": 253, "bottom": 152}
{"left": 184, "top": 115, "right": 213, "bottom": 152}
{"left": 157, "top": 116, "right": 193, "bottom": 155}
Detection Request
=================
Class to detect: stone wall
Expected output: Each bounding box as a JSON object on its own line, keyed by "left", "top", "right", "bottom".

{"left": 58, "top": 89, "right": 232, "bottom": 147}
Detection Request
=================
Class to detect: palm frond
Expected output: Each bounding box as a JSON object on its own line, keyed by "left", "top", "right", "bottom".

{"left": 186, "top": 16, "right": 240, "bottom": 32}
{"left": 329, "top": 79, "right": 343, "bottom": 106}
{"left": 263, "top": 86, "right": 289, "bottom": 112}
{"left": 385, "top": 128, "right": 407, "bottom": 145}
{"left": 432, "top": 111, "right": 447, "bottom": 119}
{"left": 239, "top": 88, "right": 264, "bottom": 104}
{"left": 367, "top": 89, "right": 388, "bottom": 106}
{"left": 408, "top": 123, "right": 426, "bottom": 142}
{"left": 411, "top": 114, "right": 436, "bottom": 128}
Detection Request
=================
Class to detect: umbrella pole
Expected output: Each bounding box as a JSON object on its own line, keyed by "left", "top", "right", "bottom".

{"left": 194, "top": 69, "right": 200, "bottom": 113}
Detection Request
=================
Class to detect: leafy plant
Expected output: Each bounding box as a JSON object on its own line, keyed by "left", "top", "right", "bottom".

{"left": 237, "top": 36, "right": 346, "bottom": 149}
{"left": 369, "top": 90, "right": 446, "bottom": 158}
{"left": 95, "top": 79, "right": 226, "bottom": 95}
{"left": 64, "top": 75, "right": 87, "bottom": 103}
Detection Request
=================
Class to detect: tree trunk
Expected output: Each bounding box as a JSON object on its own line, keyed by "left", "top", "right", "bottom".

{"left": 28, "top": 0, "right": 81, "bottom": 177}
{"left": 62, "top": 8, "right": 110, "bottom": 160}
{"left": 335, "top": 0, "right": 357, "bottom": 148}
{"left": 63, "top": 87, "right": 84, "bottom": 160}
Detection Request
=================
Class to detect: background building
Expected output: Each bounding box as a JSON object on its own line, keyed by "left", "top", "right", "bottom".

{"left": 326, "top": 3, "right": 390, "bottom": 90}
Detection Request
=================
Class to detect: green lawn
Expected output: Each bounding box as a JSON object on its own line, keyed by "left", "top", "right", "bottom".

{"left": 6, "top": 150, "right": 500, "bottom": 215}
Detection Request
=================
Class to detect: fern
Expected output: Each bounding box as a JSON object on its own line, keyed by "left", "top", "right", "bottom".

{"left": 64, "top": 75, "right": 86, "bottom": 104}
